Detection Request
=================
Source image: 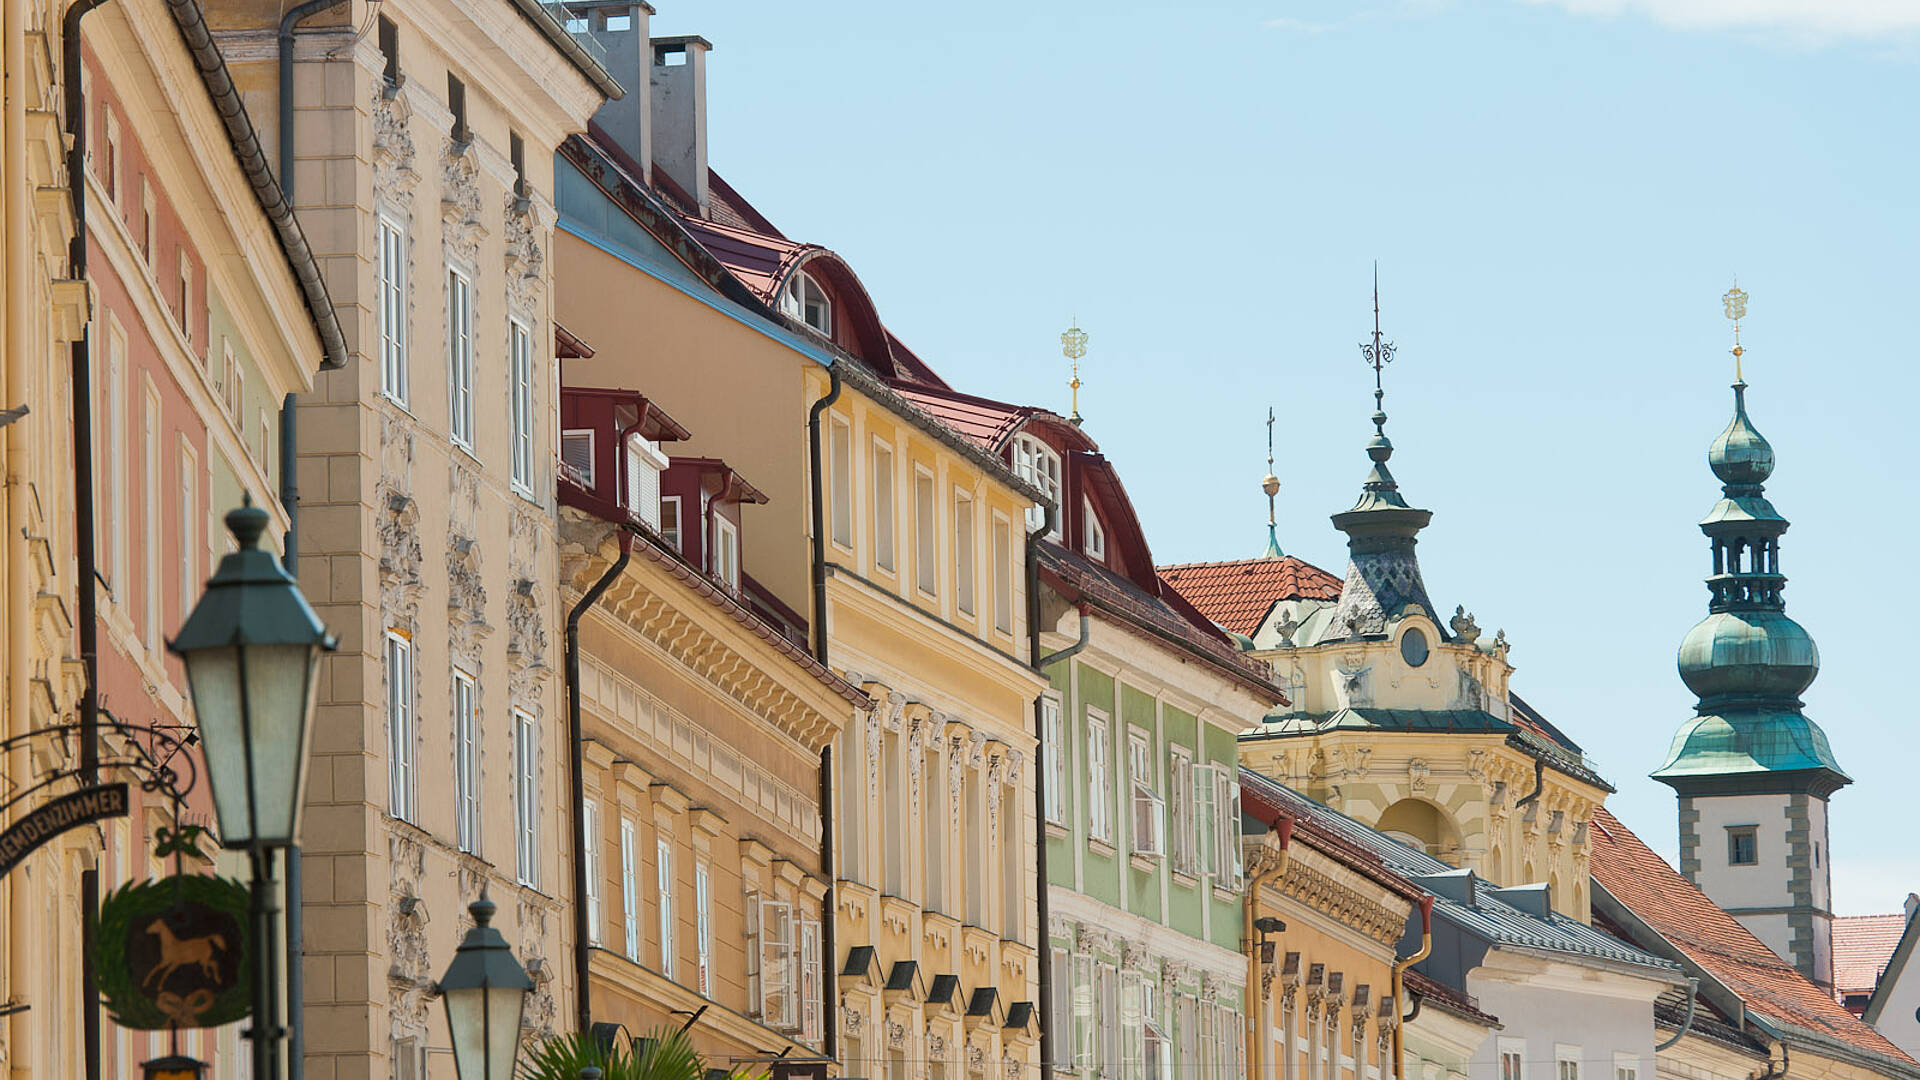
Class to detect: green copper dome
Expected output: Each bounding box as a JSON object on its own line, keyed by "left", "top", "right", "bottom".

{"left": 1653, "top": 709, "right": 1848, "bottom": 784}
{"left": 1708, "top": 382, "right": 1774, "bottom": 487}
{"left": 1677, "top": 610, "right": 1818, "bottom": 703}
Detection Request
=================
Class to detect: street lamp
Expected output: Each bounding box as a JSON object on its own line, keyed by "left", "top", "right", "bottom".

{"left": 438, "top": 891, "right": 533, "bottom": 1080}
{"left": 168, "top": 498, "right": 336, "bottom": 1080}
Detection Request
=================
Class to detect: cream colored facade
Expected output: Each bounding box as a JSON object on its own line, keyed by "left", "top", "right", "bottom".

{"left": 1238, "top": 604, "right": 1607, "bottom": 923}
{"left": 202, "top": 3, "right": 610, "bottom": 1074}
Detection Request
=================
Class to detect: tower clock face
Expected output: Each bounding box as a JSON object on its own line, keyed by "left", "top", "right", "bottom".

{"left": 1400, "top": 628, "right": 1429, "bottom": 667}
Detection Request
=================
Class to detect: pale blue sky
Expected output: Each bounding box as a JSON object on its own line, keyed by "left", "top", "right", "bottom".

{"left": 652, "top": 1, "right": 1919, "bottom": 914}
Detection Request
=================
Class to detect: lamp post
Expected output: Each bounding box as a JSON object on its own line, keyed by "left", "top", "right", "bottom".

{"left": 168, "top": 499, "right": 336, "bottom": 1080}
{"left": 437, "top": 891, "right": 534, "bottom": 1080}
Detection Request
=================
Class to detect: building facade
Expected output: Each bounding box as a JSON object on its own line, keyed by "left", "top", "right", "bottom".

{"left": 206, "top": 3, "right": 616, "bottom": 1073}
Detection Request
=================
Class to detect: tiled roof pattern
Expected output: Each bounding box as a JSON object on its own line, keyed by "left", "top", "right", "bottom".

{"left": 889, "top": 383, "right": 1032, "bottom": 450}
{"left": 1588, "top": 807, "right": 1915, "bottom": 1063}
{"left": 1242, "top": 772, "right": 1679, "bottom": 977}
{"left": 675, "top": 215, "right": 815, "bottom": 305}
{"left": 1835, "top": 914, "right": 1908, "bottom": 995}
{"left": 1156, "top": 556, "right": 1345, "bottom": 636}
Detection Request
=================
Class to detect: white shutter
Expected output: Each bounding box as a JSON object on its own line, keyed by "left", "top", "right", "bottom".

{"left": 562, "top": 430, "right": 594, "bottom": 487}
{"left": 760, "top": 899, "right": 794, "bottom": 1028}
{"left": 695, "top": 865, "right": 712, "bottom": 995}
{"left": 799, "top": 917, "right": 822, "bottom": 1042}
{"left": 620, "top": 820, "right": 638, "bottom": 960}
{"left": 1195, "top": 763, "right": 1215, "bottom": 879}
{"left": 625, "top": 434, "right": 667, "bottom": 531}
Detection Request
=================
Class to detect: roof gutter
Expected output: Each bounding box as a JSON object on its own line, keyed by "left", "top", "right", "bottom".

{"left": 1654, "top": 978, "right": 1699, "bottom": 1052}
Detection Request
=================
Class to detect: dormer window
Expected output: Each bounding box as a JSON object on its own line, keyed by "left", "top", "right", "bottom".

{"left": 711, "top": 515, "right": 739, "bottom": 592}
{"left": 781, "top": 271, "right": 831, "bottom": 336}
{"left": 625, "top": 433, "right": 669, "bottom": 531}
{"left": 1082, "top": 496, "right": 1106, "bottom": 562}
{"left": 1011, "top": 434, "right": 1061, "bottom": 537}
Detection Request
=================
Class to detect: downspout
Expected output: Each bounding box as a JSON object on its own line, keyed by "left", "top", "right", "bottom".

{"left": 1024, "top": 502, "right": 1059, "bottom": 1080}
{"left": 1390, "top": 896, "right": 1436, "bottom": 1080}
{"left": 1513, "top": 756, "right": 1545, "bottom": 810}
{"left": 274, "top": 8, "right": 344, "bottom": 1075}
{"left": 1244, "top": 819, "right": 1293, "bottom": 1080}
{"left": 1654, "top": 978, "right": 1700, "bottom": 1052}
{"left": 1748, "top": 1045, "right": 1788, "bottom": 1080}
{"left": 567, "top": 531, "right": 632, "bottom": 1032}
{"left": 804, "top": 364, "right": 841, "bottom": 1058}
{"left": 1035, "top": 602, "right": 1089, "bottom": 671}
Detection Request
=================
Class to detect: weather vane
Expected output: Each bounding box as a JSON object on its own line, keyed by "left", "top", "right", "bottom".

{"left": 1723, "top": 280, "right": 1748, "bottom": 382}
{"left": 1358, "top": 263, "right": 1396, "bottom": 437}
{"left": 1062, "top": 319, "right": 1088, "bottom": 426}
{"left": 1262, "top": 407, "right": 1284, "bottom": 558}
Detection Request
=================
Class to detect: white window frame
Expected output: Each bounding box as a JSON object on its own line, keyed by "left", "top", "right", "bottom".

{"left": 660, "top": 495, "right": 683, "bottom": 552}
{"left": 656, "top": 835, "right": 676, "bottom": 976}
{"left": 954, "top": 489, "right": 976, "bottom": 615}
{"left": 829, "top": 415, "right": 853, "bottom": 549}
{"left": 447, "top": 267, "right": 475, "bottom": 450}
{"left": 620, "top": 818, "right": 639, "bottom": 960}
{"left": 1208, "top": 763, "right": 1242, "bottom": 889}
{"left": 513, "top": 709, "right": 539, "bottom": 886}
{"left": 1169, "top": 745, "right": 1196, "bottom": 876}
{"left": 750, "top": 895, "right": 796, "bottom": 1029}
{"left": 386, "top": 632, "right": 415, "bottom": 822}
{"left": 1042, "top": 693, "right": 1066, "bottom": 825}
{"left": 142, "top": 381, "right": 161, "bottom": 650}
{"left": 508, "top": 318, "right": 535, "bottom": 496}
{"left": 583, "top": 799, "right": 603, "bottom": 945}
{"left": 781, "top": 270, "right": 831, "bottom": 336}
{"left": 452, "top": 668, "right": 480, "bottom": 854}
{"left": 799, "top": 915, "right": 823, "bottom": 1043}
{"left": 177, "top": 442, "right": 197, "bottom": 623}
{"left": 1556, "top": 1045, "right": 1582, "bottom": 1080}
{"left": 140, "top": 180, "right": 155, "bottom": 263}
{"left": 625, "top": 433, "right": 668, "bottom": 531}
{"left": 107, "top": 319, "right": 128, "bottom": 595}
{"left": 177, "top": 248, "right": 194, "bottom": 346}
{"left": 1083, "top": 495, "right": 1107, "bottom": 561}
{"left": 914, "top": 466, "right": 938, "bottom": 597}
{"left": 561, "top": 428, "right": 594, "bottom": 487}
{"left": 695, "top": 864, "right": 713, "bottom": 995}
{"left": 378, "top": 215, "right": 410, "bottom": 406}
{"left": 1129, "top": 729, "right": 1165, "bottom": 860}
{"left": 992, "top": 513, "right": 1013, "bottom": 635}
{"left": 1086, "top": 710, "right": 1112, "bottom": 844}
{"left": 103, "top": 110, "right": 121, "bottom": 205}
{"left": 1011, "top": 434, "right": 1061, "bottom": 537}
{"left": 1613, "top": 1053, "right": 1641, "bottom": 1080}
{"left": 1050, "top": 946, "right": 1073, "bottom": 1072}
{"left": 871, "top": 440, "right": 895, "bottom": 573}
{"left": 712, "top": 514, "right": 740, "bottom": 592}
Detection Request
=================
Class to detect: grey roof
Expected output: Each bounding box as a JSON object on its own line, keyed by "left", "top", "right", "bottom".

{"left": 1243, "top": 771, "right": 1679, "bottom": 980}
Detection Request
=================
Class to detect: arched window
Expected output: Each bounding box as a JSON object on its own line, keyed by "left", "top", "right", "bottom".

{"left": 781, "top": 270, "right": 832, "bottom": 336}
{"left": 1010, "top": 434, "right": 1061, "bottom": 538}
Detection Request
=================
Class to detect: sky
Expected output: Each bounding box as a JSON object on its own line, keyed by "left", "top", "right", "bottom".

{"left": 643, "top": 0, "right": 1920, "bottom": 915}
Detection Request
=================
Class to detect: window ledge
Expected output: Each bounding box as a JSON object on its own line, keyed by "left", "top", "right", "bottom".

{"left": 1211, "top": 883, "right": 1240, "bottom": 904}
{"left": 1170, "top": 870, "right": 1199, "bottom": 889}
{"left": 1045, "top": 820, "right": 1069, "bottom": 840}
{"left": 1087, "top": 837, "right": 1116, "bottom": 858}
{"left": 1129, "top": 852, "right": 1162, "bottom": 874}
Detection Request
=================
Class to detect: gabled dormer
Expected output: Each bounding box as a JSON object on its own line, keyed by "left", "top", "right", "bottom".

{"left": 559, "top": 385, "right": 691, "bottom": 533}
{"left": 663, "top": 457, "right": 768, "bottom": 597}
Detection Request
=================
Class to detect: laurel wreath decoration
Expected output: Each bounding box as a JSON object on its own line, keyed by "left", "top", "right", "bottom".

{"left": 91, "top": 874, "right": 252, "bottom": 1030}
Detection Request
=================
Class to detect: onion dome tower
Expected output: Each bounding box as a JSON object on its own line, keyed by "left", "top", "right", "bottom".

{"left": 1652, "top": 285, "right": 1847, "bottom": 990}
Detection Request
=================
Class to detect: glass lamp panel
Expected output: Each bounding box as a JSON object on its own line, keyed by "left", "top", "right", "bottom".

{"left": 180, "top": 645, "right": 250, "bottom": 845}
{"left": 444, "top": 983, "right": 527, "bottom": 1080}
{"left": 240, "top": 642, "right": 322, "bottom": 846}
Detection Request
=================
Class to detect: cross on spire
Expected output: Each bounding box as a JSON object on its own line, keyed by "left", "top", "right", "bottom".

{"left": 1262, "top": 406, "right": 1283, "bottom": 558}
{"left": 1359, "top": 262, "right": 1397, "bottom": 438}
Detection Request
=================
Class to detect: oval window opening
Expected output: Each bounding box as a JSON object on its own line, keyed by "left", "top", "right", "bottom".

{"left": 1400, "top": 627, "right": 1429, "bottom": 667}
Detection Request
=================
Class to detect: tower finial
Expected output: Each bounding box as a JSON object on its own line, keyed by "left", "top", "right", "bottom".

{"left": 1062, "top": 318, "right": 1088, "bottom": 427}
{"left": 1360, "top": 262, "right": 1396, "bottom": 439}
{"left": 1262, "top": 406, "right": 1283, "bottom": 558}
{"left": 1723, "top": 279, "right": 1748, "bottom": 383}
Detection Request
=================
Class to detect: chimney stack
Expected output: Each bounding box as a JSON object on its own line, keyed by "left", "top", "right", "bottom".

{"left": 649, "top": 35, "right": 711, "bottom": 217}
{"left": 579, "top": 3, "right": 654, "bottom": 181}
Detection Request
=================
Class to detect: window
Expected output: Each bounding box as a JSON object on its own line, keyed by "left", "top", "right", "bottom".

{"left": 1098, "top": 964, "right": 1121, "bottom": 1080}
{"left": 1728, "top": 826, "right": 1758, "bottom": 866}
{"left": 225, "top": 347, "right": 244, "bottom": 417}
{"left": 386, "top": 632, "right": 415, "bottom": 821}
{"left": 513, "top": 710, "right": 538, "bottom": 886}
{"left": 1072, "top": 954, "right": 1096, "bottom": 1072}
{"left": 954, "top": 491, "right": 975, "bottom": 615}
{"left": 178, "top": 249, "right": 194, "bottom": 345}
{"left": 1086, "top": 711, "right": 1111, "bottom": 843}
{"left": 799, "top": 916, "right": 823, "bottom": 1042}
{"left": 620, "top": 819, "right": 639, "bottom": 961}
{"left": 142, "top": 383, "right": 160, "bottom": 649}
{"left": 453, "top": 669, "right": 479, "bottom": 854}
{"left": 378, "top": 217, "right": 408, "bottom": 405}
{"left": 447, "top": 269, "right": 474, "bottom": 448}
{"left": 561, "top": 429, "right": 593, "bottom": 486}
{"left": 1129, "top": 730, "right": 1165, "bottom": 860}
{"left": 391, "top": 1035, "right": 421, "bottom": 1080}
{"left": 583, "top": 800, "right": 603, "bottom": 945}
{"left": 1042, "top": 694, "right": 1066, "bottom": 825}
{"left": 1050, "top": 947, "right": 1072, "bottom": 1071}
{"left": 750, "top": 895, "right": 795, "bottom": 1028}
{"left": 447, "top": 73, "right": 468, "bottom": 143}
{"left": 829, "top": 416, "right": 852, "bottom": 548}
{"left": 1001, "top": 785, "right": 1023, "bottom": 939}
{"left": 695, "top": 865, "right": 712, "bottom": 995}
{"left": 1208, "top": 764, "right": 1242, "bottom": 888}
{"left": 259, "top": 409, "right": 273, "bottom": 483}
{"left": 660, "top": 496, "right": 682, "bottom": 551}
{"left": 781, "top": 271, "right": 831, "bottom": 335}
{"left": 502, "top": 320, "right": 534, "bottom": 492}
{"left": 1556, "top": 1047, "right": 1581, "bottom": 1080}
{"left": 103, "top": 110, "right": 121, "bottom": 205}
{"left": 177, "top": 444, "right": 197, "bottom": 621}
{"left": 656, "top": 836, "right": 676, "bottom": 976}
{"left": 625, "top": 434, "right": 667, "bottom": 530}
{"left": 1083, "top": 496, "right": 1107, "bottom": 561}
{"left": 711, "top": 515, "right": 739, "bottom": 592}
{"left": 1497, "top": 1041, "right": 1524, "bottom": 1080}
{"left": 1169, "top": 746, "right": 1196, "bottom": 876}
{"left": 924, "top": 735, "right": 946, "bottom": 912}
{"left": 964, "top": 768, "right": 985, "bottom": 924}
{"left": 107, "top": 321, "right": 127, "bottom": 595}
{"left": 914, "top": 468, "right": 937, "bottom": 596}
{"left": 872, "top": 442, "right": 895, "bottom": 572}
{"left": 883, "top": 729, "right": 907, "bottom": 897}
{"left": 1614, "top": 1053, "right": 1640, "bottom": 1080}
{"left": 140, "top": 181, "right": 155, "bottom": 262}
{"left": 1012, "top": 434, "right": 1061, "bottom": 536}
{"left": 378, "top": 14, "right": 400, "bottom": 86}
{"left": 993, "top": 516, "right": 1013, "bottom": 634}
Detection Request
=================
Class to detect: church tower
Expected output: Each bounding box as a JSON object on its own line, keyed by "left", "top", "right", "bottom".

{"left": 1652, "top": 286, "right": 1849, "bottom": 990}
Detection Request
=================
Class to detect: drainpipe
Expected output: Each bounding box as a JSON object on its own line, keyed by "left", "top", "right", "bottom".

{"left": 567, "top": 530, "right": 632, "bottom": 1033}
{"left": 1023, "top": 501, "right": 1059, "bottom": 1080}
{"left": 1035, "top": 603, "right": 1089, "bottom": 671}
{"left": 1654, "top": 978, "right": 1700, "bottom": 1052}
{"left": 1747, "top": 1045, "right": 1788, "bottom": 1080}
{"left": 1244, "top": 819, "right": 1293, "bottom": 1080}
{"left": 1390, "top": 896, "right": 1435, "bottom": 1080}
{"left": 1513, "top": 756, "right": 1545, "bottom": 810}
{"left": 803, "top": 363, "right": 841, "bottom": 1058}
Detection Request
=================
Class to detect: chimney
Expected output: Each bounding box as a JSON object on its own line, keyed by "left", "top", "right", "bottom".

{"left": 579, "top": 3, "right": 654, "bottom": 180}
{"left": 650, "top": 35, "right": 711, "bottom": 216}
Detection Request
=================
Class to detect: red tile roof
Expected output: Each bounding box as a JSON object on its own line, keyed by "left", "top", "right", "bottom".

{"left": 1155, "top": 556, "right": 1344, "bottom": 637}
{"left": 1589, "top": 808, "right": 1915, "bottom": 1064}
{"left": 1835, "top": 914, "right": 1908, "bottom": 996}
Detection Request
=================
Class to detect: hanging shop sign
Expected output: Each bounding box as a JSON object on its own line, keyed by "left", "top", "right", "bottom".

{"left": 92, "top": 872, "right": 252, "bottom": 1030}
{"left": 0, "top": 782, "right": 128, "bottom": 878}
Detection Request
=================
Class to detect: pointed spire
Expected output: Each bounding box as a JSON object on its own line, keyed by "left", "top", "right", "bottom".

{"left": 1061, "top": 319, "right": 1088, "bottom": 427}
{"left": 1262, "top": 406, "right": 1284, "bottom": 558}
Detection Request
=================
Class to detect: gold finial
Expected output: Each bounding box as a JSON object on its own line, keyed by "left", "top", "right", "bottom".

{"left": 1262, "top": 406, "right": 1284, "bottom": 558}
{"left": 1062, "top": 319, "right": 1088, "bottom": 426}
{"left": 1723, "top": 280, "right": 1749, "bottom": 381}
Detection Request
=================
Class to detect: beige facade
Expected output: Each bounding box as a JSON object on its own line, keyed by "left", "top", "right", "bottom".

{"left": 202, "top": 2, "right": 611, "bottom": 1073}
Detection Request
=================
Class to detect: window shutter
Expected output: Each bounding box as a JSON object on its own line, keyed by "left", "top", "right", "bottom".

{"left": 1073, "top": 954, "right": 1095, "bottom": 1072}
{"left": 799, "top": 918, "right": 823, "bottom": 1042}
{"left": 1224, "top": 774, "right": 1243, "bottom": 887}
{"left": 562, "top": 431, "right": 594, "bottom": 487}
{"left": 625, "top": 435, "right": 667, "bottom": 531}
{"left": 1194, "top": 765, "right": 1216, "bottom": 878}
{"left": 760, "top": 899, "right": 794, "bottom": 1029}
